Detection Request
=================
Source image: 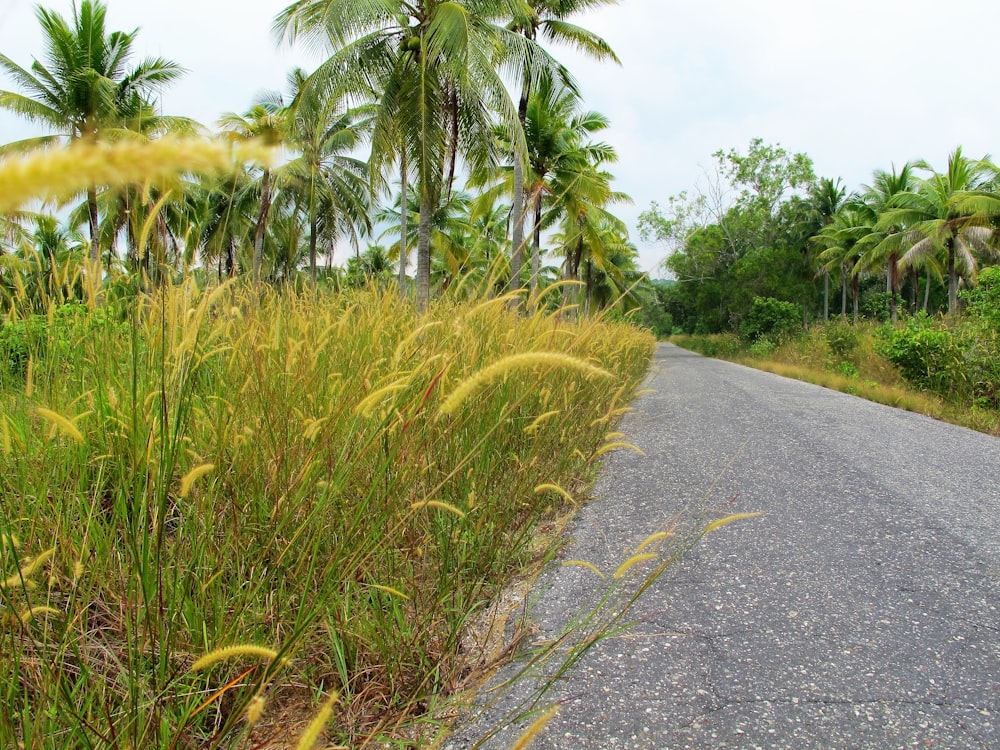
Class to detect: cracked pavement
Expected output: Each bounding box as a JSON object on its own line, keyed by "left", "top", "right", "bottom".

{"left": 445, "top": 344, "right": 1000, "bottom": 749}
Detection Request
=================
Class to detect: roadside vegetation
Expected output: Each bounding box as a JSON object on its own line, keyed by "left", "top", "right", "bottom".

{"left": 671, "top": 279, "right": 1000, "bottom": 436}
{"left": 638, "top": 140, "right": 1000, "bottom": 438}
{"left": 0, "top": 267, "right": 658, "bottom": 747}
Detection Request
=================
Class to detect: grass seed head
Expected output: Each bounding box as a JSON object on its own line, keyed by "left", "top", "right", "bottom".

{"left": 190, "top": 645, "right": 279, "bottom": 672}
{"left": 438, "top": 352, "right": 612, "bottom": 416}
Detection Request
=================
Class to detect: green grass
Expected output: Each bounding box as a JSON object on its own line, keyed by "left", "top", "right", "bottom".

{"left": 0, "top": 281, "right": 658, "bottom": 748}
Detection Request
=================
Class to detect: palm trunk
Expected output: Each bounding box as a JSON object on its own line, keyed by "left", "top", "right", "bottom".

{"left": 852, "top": 276, "right": 860, "bottom": 324}
{"left": 309, "top": 213, "right": 319, "bottom": 289}
{"left": 416, "top": 187, "right": 432, "bottom": 312}
{"left": 398, "top": 152, "right": 408, "bottom": 298}
{"left": 823, "top": 270, "right": 829, "bottom": 320}
{"left": 923, "top": 274, "right": 931, "bottom": 311}
{"left": 253, "top": 168, "right": 272, "bottom": 287}
{"left": 840, "top": 265, "right": 847, "bottom": 317}
{"left": 947, "top": 241, "right": 958, "bottom": 313}
{"left": 509, "top": 89, "right": 530, "bottom": 297}
{"left": 888, "top": 252, "right": 899, "bottom": 324}
{"left": 87, "top": 186, "right": 100, "bottom": 265}
{"left": 530, "top": 189, "right": 543, "bottom": 301}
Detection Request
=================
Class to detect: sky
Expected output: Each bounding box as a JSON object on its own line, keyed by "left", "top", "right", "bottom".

{"left": 3, "top": 0, "right": 1000, "bottom": 274}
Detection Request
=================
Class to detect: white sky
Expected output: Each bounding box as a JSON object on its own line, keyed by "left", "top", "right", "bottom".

{"left": 4, "top": 0, "right": 1000, "bottom": 273}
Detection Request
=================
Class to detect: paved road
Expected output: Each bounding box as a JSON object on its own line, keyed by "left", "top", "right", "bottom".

{"left": 446, "top": 343, "right": 1000, "bottom": 749}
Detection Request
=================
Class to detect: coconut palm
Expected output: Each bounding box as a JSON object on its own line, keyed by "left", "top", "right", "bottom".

{"left": 192, "top": 168, "right": 256, "bottom": 280}
{"left": 281, "top": 68, "right": 373, "bottom": 286}
{"left": 220, "top": 98, "right": 290, "bottom": 286}
{"left": 815, "top": 203, "right": 871, "bottom": 322}
{"left": 853, "top": 163, "right": 915, "bottom": 322}
{"left": 505, "top": 0, "right": 620, "bottom": 296}
{"left": 0, "top": 0, "right": 184, "bottom": 268}
{"left": 523, "top": 79, "right": 614, "bottom": 298}
{"left": 277, "top": 0, "right": 555, "bottom": 310}
{"left": 547, "top": 154, "right": 629, "bottom": 311}
{"left": 879, "top": 149, "right": 1000, "bottom": 313}
{"left": 805, "top": 177, "right": 847, "bottom": 319}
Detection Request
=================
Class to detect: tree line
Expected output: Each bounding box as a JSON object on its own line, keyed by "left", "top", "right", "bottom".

{"left": 640, "top": 139, "right": 1000, "bottom": 334}
{"left": 1, "top": 0, "right": 648, "bottom": 314}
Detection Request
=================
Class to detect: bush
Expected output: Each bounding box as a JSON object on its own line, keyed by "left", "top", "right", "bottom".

{"left": 823, "top": 320, "right": 860, "bottom": 360}
{"left": 875, "top": 314, "right": 957, "bottom": 391}
{"left": 749, "top": 339, "right": 777, "bottom": 359}
{"left": 875, "top": 310, "right": 1000, "bottom": 407}
{"left": 962, "top": 266, "right": 1000, "bottom": 327}
{"left": 671, "top": 333, "right": 743, "bottom": 359}
{"left": 740, "top": 297, "right": 802, "bottom": 342}
{"left": 0, "top": 303, "right": 129, "bottom": 382}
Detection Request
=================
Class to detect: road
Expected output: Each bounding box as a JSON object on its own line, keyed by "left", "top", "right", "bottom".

{"left": 445, "top": 343, "right": 1000, "bottom": 749}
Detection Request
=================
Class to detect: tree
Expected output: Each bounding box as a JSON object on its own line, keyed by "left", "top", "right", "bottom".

{"left": 806, "top": 177, "right": 847, "bottom": 320}
{"left": 641, "top": 140, "right": 819, "bottom": 333}
{"left": 814, "top": 203, "right": 870, "bottom": 322}
{"left": 281, "top": 69, "right": 373, "bottom": 286}
{"left": 220, "top": 98, "right": 289, "bottom": 286}
{"left": 880, "top": 148, "right": 1000, "bottom": 313}
{"left": 278, "top": 0, "right": 552, "bottom": 311}
{"left": 505, "top": 0, "right": 620, "bottom": 296}
{"left": 547, "top": 151, "right": 629, "bottom": 310}
{"left": 853, "top": 163, "right": 915, "bottom": 323}
{"left": 0, "top": 0, "right": 184, "bottom": 269}
{"left": 522, "top": 78, "right": 614, "bottom": 299}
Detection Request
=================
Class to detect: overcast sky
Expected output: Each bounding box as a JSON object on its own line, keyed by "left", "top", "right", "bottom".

{"left": 3, "top": 0, "right": 1000, "bottom": 273}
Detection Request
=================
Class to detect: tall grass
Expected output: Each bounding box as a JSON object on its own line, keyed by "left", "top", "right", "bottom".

{"left": 0, "top": 279, "right": 656, "bottom": 748}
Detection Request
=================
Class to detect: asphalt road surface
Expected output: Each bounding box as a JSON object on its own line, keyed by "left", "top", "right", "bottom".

{"left": 446, "top": 343, "right": 1000, "bottom": 749}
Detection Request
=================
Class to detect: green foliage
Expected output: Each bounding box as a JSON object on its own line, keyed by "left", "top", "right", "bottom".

{"left": 962, "top": 266, "right": 1000, "bottom": 326}
{"left": 0, "top": 304, "right": 128, "bottom": 383}
{"left": 823, "top": 320, "right": 860, "bottom": 359}
{"left": 740, "top": 296, "right": 803, "bottom": 342}
{"left": 0, "top": 318, "right": 34, "bottom": 379}
{"left": 748, "top": 338, "right": 777, "bottom": 358}
{"left": 860, "top": 291, "right": 900, "bottom": 322}
{"left": 631, "top": 279, "right": 675, "bottom": 338}
{"left": 875, "top": 305, "right": 1000, "bottom": 407}
{"left": 670, "top": 333, "right": 743, "bottom": 359}
{"left": 835, "top": 360, "right": 859, "bottom": 378}
{"left": 649, "top": 140, "right": 824, "bottom": 335}
{"left": 875, "top": 314, "right": 955, "bottom": 389}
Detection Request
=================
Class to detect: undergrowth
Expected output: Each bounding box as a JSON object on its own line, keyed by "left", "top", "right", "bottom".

{"left": 0, "top": 280, "right": 657, "bottom": 748}
{"left": 671, "top": 321, "right": 1000, "bottom": 437}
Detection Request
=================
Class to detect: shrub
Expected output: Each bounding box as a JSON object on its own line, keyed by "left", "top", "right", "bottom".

{"left": 836, "top": 360, "right": 859, "bottom": 379}
{"left": 749, "top": 339, "right": 777, "bottom": 359}
{"left": 962, "top": 266, "right": 1000, "bottom": 327}
{"left": 824, "top": 320, "right": 859, "bottom": 360}
{"left": 874, "top": 314, "right": 957, "bottom": 392}
{"left": 740, "top": 297, "right": 802, "bottom": 342}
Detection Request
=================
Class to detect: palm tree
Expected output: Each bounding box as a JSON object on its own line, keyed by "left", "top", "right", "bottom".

{"left": 220, "top": 99, "right": 290, "bottom": 286}
{"left": 0, "top": 0, "right": 184, "bottom": 269}
{"left": 815, "top": 203, "right": 870, "bottom": 322}
{"left": 879, "top": 149, "right": 1000, "bottom": 313}
{"left": 806, "top": 177, "right": 847, "bottom": 319}
{"left": 281, "top": 69, "right": 373, "bottom": 286}
{"left": 854, "top": 164, "right": 915, "bottom": 323}
{"left": 505, "top": 0, "right": 620, "bottom": 296}
{"left": 277, "top": 0, "right": 554, "bottom": 311}
{"left": 547, "top": 152, "right": 629, "bottom": 310}
{"left": 191, "top": 168, "right": 256, "bottom": 280}
{"left": 523, "top": 79, "right": 614, "bottom": 298}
